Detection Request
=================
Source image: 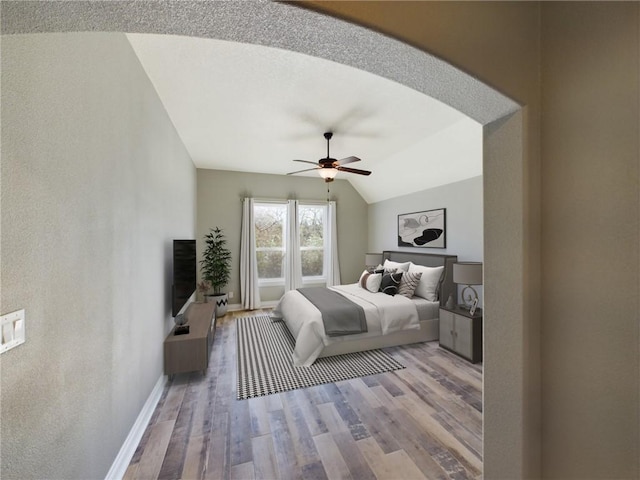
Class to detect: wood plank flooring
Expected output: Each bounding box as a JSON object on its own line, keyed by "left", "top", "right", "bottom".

{"left": 124, "top": 310, "right": 483, "bottom": 479}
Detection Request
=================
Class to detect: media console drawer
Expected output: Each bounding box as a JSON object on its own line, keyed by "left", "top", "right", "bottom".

{"left": 164, "top": 302, "right": 216, "bottom": 376}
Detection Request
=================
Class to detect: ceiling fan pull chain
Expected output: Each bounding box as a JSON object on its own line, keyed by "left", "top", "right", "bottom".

{"left": 327, "top": 183, "right": 330, "bottom": 203}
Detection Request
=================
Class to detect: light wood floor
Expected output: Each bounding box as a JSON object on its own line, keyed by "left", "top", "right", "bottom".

{"left": 124, "top": 310, "right": 483, "bottom": 480}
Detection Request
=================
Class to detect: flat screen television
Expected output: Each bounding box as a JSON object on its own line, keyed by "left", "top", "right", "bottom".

{"left": 172, "top": 239, "right": 197, "bottom": 317}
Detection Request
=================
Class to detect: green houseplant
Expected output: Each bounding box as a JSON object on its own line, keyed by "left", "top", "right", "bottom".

{"left": 200, "top": 226, "right": 232, "bottom": 316}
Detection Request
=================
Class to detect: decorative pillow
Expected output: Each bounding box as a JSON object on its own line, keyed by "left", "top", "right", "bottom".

{"left": 408, "top": 264, "right": 444, "bottom": 301}
{"left": 398, "top": 271, "right": 423, "bottom": 298}
{"left": 379, "top": 271, "right": 403, "bottom": 296}
{"left": 359, "top": 270, "right": 383, "bottom": 293}
{"left": 383, "top": 259, "right": 411, "bottom": 272}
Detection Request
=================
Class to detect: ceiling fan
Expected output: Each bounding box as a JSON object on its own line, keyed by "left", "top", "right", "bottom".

{"left": 287, "top": 132, "right": 371, "bottom": 182}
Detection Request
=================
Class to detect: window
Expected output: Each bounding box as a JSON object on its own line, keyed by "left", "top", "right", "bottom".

{"left": 253, "top": 201, "right": 329, "bottom": 286}
{"left": 254, "top": 203, "right": 287, "bottom": 283}
{"left": 298, "top": 204, "right": 327, "bottom": 280}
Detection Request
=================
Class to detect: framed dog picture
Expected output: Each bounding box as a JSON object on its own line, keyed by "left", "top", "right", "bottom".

{"left": 397, "top": 208, "right": 446, "bottom": 248}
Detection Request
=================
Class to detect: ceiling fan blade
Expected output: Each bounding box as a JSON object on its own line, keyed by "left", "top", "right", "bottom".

{"left": 293, "top": 159, "right": 319, "bottom": 166}
{"left": 336, "top": 156, "right": 361, "bottom": 166}
{"left": 336, "top": 166, "right": 371, "bottom": 176}
{"left": 287, "top": 167, "right": 320, "bottom": 175}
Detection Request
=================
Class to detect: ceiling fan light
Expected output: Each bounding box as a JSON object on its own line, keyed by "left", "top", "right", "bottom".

{"left": 318, "top": 168, "right": 338, "bottom": 180}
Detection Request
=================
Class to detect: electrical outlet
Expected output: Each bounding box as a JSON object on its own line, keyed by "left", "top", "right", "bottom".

{"left": 1, "top": 309, "right": 25, "bottom": 354}
{"left": 228, "top": 291, "right": 234, "bottom": 299}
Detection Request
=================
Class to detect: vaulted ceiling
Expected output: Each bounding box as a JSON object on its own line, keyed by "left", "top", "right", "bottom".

{"left": 126, "top": 33, "right": 482, "bottom": 204}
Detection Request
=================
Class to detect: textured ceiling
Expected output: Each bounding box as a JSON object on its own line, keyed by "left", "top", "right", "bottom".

{"left": 126, "top": 33, "right": 482, "bottom": 204}
{"left": 3, "top": 0, "right": 520, "bottom": 204}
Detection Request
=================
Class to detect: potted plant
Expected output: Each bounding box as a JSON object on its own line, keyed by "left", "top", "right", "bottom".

{"left": 200, "top": 227, "right": 232, "bottom": 316}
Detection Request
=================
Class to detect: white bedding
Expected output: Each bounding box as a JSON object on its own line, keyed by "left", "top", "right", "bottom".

{"left": 272, "top": 284, "right": 422, "bottom": 366}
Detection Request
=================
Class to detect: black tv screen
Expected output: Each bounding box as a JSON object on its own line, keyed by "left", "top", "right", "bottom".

{"left": 172, "top": 239, "right": 196, "bottom": 317}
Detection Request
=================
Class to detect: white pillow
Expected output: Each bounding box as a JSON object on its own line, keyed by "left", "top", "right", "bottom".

{"left": 408, "top": 264, "right": 444, "bottom": 301}
{"left": 359, "top": 270, "right": 383, "bottom": 293}
{"left": 383, "top": 259, "right": 411, "bottom": 272}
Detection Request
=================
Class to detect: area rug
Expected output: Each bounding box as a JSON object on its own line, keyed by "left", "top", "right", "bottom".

{"left": 236, "top": 314, "right": 405, "bottom": 400}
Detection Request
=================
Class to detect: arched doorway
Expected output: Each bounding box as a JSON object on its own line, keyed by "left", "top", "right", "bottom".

{"left": 2, "top": 1, "right": 529, "bottom": 475}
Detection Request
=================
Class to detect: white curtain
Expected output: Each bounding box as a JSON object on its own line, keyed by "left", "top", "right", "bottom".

{"left": 325, "top": 201, "right": 341, "bottom": 286}
{"left": 240, "top": 198, "right": 261, "bottom": 309}
{"left": 285, "top": 199, "right": 303, "bottom": 291}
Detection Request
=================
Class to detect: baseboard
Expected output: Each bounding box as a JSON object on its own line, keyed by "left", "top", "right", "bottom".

{"left": 105, "top": 374, "right": 167, "bottom": 480}
{"left": 259, "top": 300, "right": 279, "bottom": 309}
{"left": 227, "top": 301, "right": 277, "bottom": 312}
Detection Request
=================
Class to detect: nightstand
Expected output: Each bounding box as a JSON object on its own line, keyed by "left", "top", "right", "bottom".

{"left": 439, "top": 305, "right": 482, "bottom": 363}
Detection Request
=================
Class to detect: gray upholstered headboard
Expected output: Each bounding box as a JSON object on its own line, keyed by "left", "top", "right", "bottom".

{"left": 382, "top": 251, "right": 458, "bottom": 306}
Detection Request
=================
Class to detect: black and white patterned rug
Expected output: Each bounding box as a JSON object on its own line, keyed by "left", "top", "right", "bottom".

{"left": 236, "top": 314, "right": 405, "bottom": 400}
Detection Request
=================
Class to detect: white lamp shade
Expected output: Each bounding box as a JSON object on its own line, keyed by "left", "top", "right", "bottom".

{"left": 453, "top": 262, "right": 483, "bottom": 285}
{"left": 365, "top": 253, "right": 383, "bottom": 267}
{"left": 318, "top": 168, "right": 338, "bottom": 180}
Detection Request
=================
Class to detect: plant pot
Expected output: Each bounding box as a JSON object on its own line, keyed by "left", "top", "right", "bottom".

{"left": 206, "top": 293, "right": 228, "bottom": 316}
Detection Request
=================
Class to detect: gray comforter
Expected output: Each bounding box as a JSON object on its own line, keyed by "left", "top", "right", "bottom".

{"left": 297, "top": 287, "right": 367, "bottom": 336}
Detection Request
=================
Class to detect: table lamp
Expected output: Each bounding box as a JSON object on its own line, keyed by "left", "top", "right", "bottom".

{"left": 453, "top": 262, "right": 483, "bottom": 308}
{"left": 365, "top": 253, "right": 383, "bottom": 272}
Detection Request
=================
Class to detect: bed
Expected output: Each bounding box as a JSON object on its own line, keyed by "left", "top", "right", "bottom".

{"left": 272, "top": 251, "right": 458, "bottom": 366}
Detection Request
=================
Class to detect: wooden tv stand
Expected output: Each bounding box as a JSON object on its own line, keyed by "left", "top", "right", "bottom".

{"left": 163, "top": 302, "right": 216, "bottom": 377}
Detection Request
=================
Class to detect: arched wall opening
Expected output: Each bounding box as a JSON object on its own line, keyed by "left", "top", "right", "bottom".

{"left": 1, "top": 1, "right": 532, "bottom": 477}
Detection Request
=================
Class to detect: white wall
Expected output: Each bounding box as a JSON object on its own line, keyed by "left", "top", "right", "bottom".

{"left": 1, "top": 33, "right": 196, "bottom": 479}
{"left": 368, "top": 176, "right": 483, "bottom": 303}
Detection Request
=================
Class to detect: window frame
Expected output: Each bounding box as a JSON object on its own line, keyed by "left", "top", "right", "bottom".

{"left": 298, "top": 202, "right": 329, "bottom": 285}
{"left": 253, "top": 201, "right": 287, "bottom": 287}
{"left": 252, "top": 200, "right": 330, "bottom": 287}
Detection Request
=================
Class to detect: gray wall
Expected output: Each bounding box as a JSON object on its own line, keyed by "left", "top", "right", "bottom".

{"left": 197, "top": 169, "right": 368, "bottom": 303}
{"left": 540, "top": 3, "right": 639, "bottom": 477}
{"left": 1, "top": 33, "right": 196, "bottom": 479}
{"left": 368, "top": 176, "right": 483, "bottom": 303}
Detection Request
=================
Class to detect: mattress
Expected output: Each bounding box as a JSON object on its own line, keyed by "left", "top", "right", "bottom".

{"left": 411, "top": 295, "right": 440, "bottom": 321}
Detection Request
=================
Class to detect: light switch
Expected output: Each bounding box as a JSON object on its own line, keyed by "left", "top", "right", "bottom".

{"left": 0, "top": 309, "right": 25, "bottom": 354}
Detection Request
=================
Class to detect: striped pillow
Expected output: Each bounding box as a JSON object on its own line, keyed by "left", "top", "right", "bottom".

{"left": 359, "top": 270, "right": 383, "bottom": 293}
{"left": 398, "top": 271, "right": 423, "bottom": 298}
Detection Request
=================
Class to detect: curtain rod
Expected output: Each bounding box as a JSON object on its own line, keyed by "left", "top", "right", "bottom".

{"left": 242, "top": 197, "right": 335, "bottom": 204}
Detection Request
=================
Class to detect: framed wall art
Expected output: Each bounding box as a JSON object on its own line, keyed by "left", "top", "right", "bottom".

{"left": 397, "top": 208, "right": 446, "bottom": 248}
